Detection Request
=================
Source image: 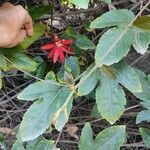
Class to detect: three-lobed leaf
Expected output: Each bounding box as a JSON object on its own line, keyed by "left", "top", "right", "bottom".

{"left": 91, "top": 9, "right": 150, "bottom": 65}
{"left": 19, "top": 85, "right": 71, "bottom": 141}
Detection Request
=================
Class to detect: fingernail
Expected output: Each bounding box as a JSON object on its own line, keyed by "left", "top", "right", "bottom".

{"left": 28, "top": 29, "right": 33, "bottom": 36}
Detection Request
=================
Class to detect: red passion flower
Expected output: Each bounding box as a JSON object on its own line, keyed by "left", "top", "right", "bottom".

{"left": 41, "top": 35, "right": 74, "bottom": 63}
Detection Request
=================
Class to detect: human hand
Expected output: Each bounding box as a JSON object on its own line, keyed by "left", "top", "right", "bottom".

{"left": 0, "top": 2, "right": 33, "bottom": 48}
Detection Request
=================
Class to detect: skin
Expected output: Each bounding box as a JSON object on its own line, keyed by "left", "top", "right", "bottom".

{"left": 0, "top": 2, "right": 33, "bottom": 48}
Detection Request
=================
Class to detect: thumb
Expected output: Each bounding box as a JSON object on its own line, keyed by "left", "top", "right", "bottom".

{"left": 6, "top": 29, "right": 27, "bottom": 48}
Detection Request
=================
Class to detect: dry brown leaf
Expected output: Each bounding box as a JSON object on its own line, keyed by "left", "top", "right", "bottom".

{"left": 0, "top": 127, "right": 15, "bottom": 135}
{"left": 66, "top": 124, "right": 78, "bottom": 140}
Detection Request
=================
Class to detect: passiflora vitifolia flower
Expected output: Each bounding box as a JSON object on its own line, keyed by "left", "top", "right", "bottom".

{"left": 41, "top": 35, "right": 74, "bottom": 63}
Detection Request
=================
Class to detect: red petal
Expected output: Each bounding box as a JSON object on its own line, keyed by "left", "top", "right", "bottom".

{"left": 58, "top": 48, "right": 65, "bottom": 63}
{"left": 48, "top": 48, "right": 56, "bottom": 59}
{"left": 41, "top": 43, "right": 55, "bottom": 50}
{"left": 53, "top": 48, "right": 59, "bottom": 63}
{"left": 62, "top": 39, "right": 74, "bottom": 45}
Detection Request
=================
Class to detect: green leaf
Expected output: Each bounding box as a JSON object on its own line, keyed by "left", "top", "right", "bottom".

{"left": 17, "top": 81, "right": 60, "bottom": 101}
{"left": 19, "top": 86, "right": 71, "bottom": 141}
{"left": 13, "top": 136, "right": 59, "bottom": 150}
{"left": 53, "top": 100, "right": 72, "bottom": 131}
{"left": 114, "top": 61, "right": 142, "bottom": 93}
{"left": 141, "top": 101, "right": 150, "bottom": 110}
{"left": 133, "top": 16, "right": 150, "bottom": 31}
{"left": 57, "top": 67, "right": 65, "bottom": 84}
{"left": 79, "top": 123, "right": 93, "bottom": 150}
{"left": 26, "top": 137, "right": 43, "bottom": 150}
{"left": 26, "top": 137, "right": 58, "bottom": 150}
{"left": 140, "top": 128, "right": 150, "bottom": 148}
{"left": 78, "top": 64, "right": 97, "bottom": 96}
{"left": 95, "top": 28, "right": 134, "bottom": 66}
{"left": 84, "top": 22, "right": 94, "bottom": 32}
{"left": 100, "top": 65, "right": 117, "bottom": 80}
{"left": 136, "top": 110, "right": 150, "bottom": 124}
{"left": 133, "top": 69, "right": 150, "bottom": 101}
{"left": 96, "top": 74, "right": 126, "bottom": 124}
{"left": 72, "top": 43, "right": 83, "bottom": 56}
{"left": 69, "top": 0, "right": 90, "bottom": 9}
{"left": 12, "top": 139, "right": 25, "bottom": 150}
{"left": 18, "top": 24, "right": 46, "bottom": 50}
{"left": 6, "top": 52, "right": 37, "bottom": 72}
{"left": 0, "top": 71, "right": 3, "bottom": 90}
{"left": 76, "top": 35, "right": 95, "bottom": 50}
{"left": 90, "top": 9, "right": 134, "bottom": 29}
{"left": 65, "top": 56, "right": 80, "bottom": 78}
{"left": 133, "top": 30, "right": 150, "bottom": 54}
{"left": 99, "top": 0, "right": 111, "bottom": 4}
{"left": 66, "top": 26, "right": 78, "bottom": 38}
{"left": 35, "top": 62, "right": 46, "bottom": 78}
{"left": 0, "top": 54, "right": 7, "bottom": 68}
{"left": 29, "top": 5, "right": 52, "bottom": 20}
{"left": 91, "top": 105, "right": 101, "bottom": 118}
{"left": 45, "top": 71, "right": 56, "bottom": 81}
{"left": 33, "top": 139, "right": 59, "bottom": 150}
{"left": 94, "top": 126, "right": 126, "bottom": 150}
{"left": 79, "top": 124, "right": 126, "bottom": 150}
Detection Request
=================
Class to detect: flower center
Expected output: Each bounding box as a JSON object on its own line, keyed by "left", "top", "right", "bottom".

{"left": 55, "top": 41, "right": 63, "bottom": 47}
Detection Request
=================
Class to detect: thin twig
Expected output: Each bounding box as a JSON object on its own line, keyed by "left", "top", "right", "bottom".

{"left": 40, "top": 7, "right": 100, "bottom": 19}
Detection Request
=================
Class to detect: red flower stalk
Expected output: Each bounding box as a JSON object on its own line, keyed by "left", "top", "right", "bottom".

{"left": 41, "top": 35, "right": 74, "bottom": 63}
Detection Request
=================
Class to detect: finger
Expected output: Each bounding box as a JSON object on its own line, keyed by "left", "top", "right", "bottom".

{"left": 7, "top": 29, "right": 27, "bottom": 48}
{"left": 1, "top": 2, "right": 14, "bottom": 8}
{"left": 24, "top": 14, "right": 33, "bottom": 36}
